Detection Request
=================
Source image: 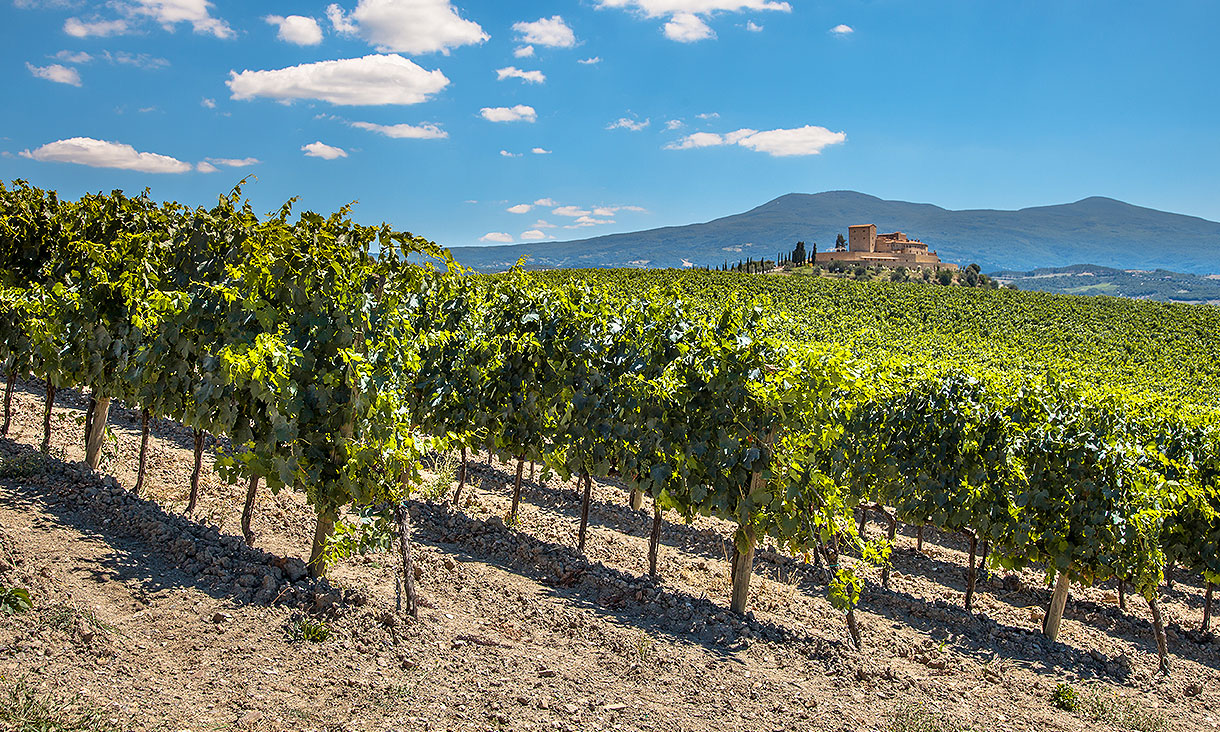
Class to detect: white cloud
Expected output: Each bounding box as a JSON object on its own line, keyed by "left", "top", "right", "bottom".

{"left": 696, "top": 111, "right": 719, "bottom": 119}
{"left": 196, "top": 161, "right": 218, "bottom": 173}
{"left": 745, "top": 20, "right": 762, "bottom": 31}
{"left": 496, "top": 66, "right": 545, "bottom": 84}
{"left": 507, "top": 204, "right": 532, "bottom": 213}
{"left": 479, "top": 232, "right": 513, "bottom": 243}
{"left": 520, "top": 230, "right": 546, "bottom": 240}
{"left": 592, "top": 205, "right": 645, "bottom": 216}
{"left": 513, "top": 15, "right": 576, "bottom": 48}
{"left": 302, "top": 141, "right": 348, "bottom": 159}
{"left": 265, "top": 15, "right": 323, "bottom": 45}
{"left": 665, "top": 119, "right": 683, "bottom": 130}
{"left": 21, "top": 136, "right": 193, "bottom": 173}
{"left": 607, "top": 117, "right": 650, "bottom": 131}
{"left": 26, "top": 62, "right": 81, "bottom": 86}
{"left": 568, "top": 215, "right": 615, "bottom": 228}
{"left": 532, "top": 218, "right": 556, "bottom": 228}
{"left": 201, "top": 97, "right": 216, "bottom": 108}
{"left": 480, "top": 104, "right": 536, "bottom": 123}
{"left": 327, "top": 0, "right": 488, "bottom": 55}
{"left": 578, "top": 56, "right": 601, "bottom": 65}
{"left": 206, "top": 157, "right": 260, "bottom": 167}
{"left": 664, "top": 12, "right": 713, "bottom": 42}
{"left": 64, "top": 18, "right": 128, "bottom": 37}
{"left": 499, "top": 150, "right": 521, "bottom": 157}
{"left": 351, "top": 120, "right": 447, "bottom": 139}
{"left": 531, "top": 147, "right": 551, "bottom": 154}
{"left": 666, "top": 124, "right": 846, "bottom": 156}
{"left": 129, "top": 0, "right": 233, "bottom": 38}
{"left": 227, "top": 54, "right": 449, "bottom": 106}
{"left": 53, "top": 50, "right": 93, "bottom": 64}
{"left": 99, "top": 50, "right": 169, "bottom": 69}
{"left": 514, "top": 45, "right": 534, "bottom": 58}
{"left": 553, "top": 205, "right": 591, "bottom": 217}
{"left": 533, "top": 198, "right": 558, "bottom": 206}
{"left": 830, "top": 24, "right": 853, "bottom": 35}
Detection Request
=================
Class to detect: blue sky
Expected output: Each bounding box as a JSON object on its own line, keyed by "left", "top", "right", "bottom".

{"left": 3, "top": 1, "right": 1219, "bottom": 250}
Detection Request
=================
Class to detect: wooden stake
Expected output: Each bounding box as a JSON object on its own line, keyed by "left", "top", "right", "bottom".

{"left": 1, "top": 370, "right": 14, "bottom": 436}
{"left": 730, "top": 525, "right": 756, "bottom": 615}
{"left": 916, "top": 524, "right": 924, "bottom": 552}
{"left": 241, "top": 475, "right": 259, "bottom": 546}
{"left": 630, "top": 487, "right": 644, "bottom": 511}
{"left": 1148, "top": 594, "right": 1170, "bottom": 675}
{"left": 1118, "top": 579, "right": 1127, "bottom": 611}
{"left": 84, "top": 396, "right": 110, "bottom": 470}
{"left": 964, "top": 531, "right": 978, "bottom": 612}
{"left": 648, "top": 499, "right": 662, "bottom": 577}
{"left": 453, "top": 445, "right": 467, "bottom": 506}
{"left": 1203, "top": 582, "right": 1213, "bottom": 633}
{"left": 185, "top": 430, "right": 204, "bottom": 513}
{"left": 1044, "top": 572, "right": 1071, "bottom": 641}
{"left": 395, "top": 501, "right": 418, "bottom": 618}
{"left": 882, "top": 511, "right": 896, "bottom": 589}
{"left": 509, "top": 456, "right": 524, "bottom": 523}
{"left": 84, "top": 394, "right": 95, "bottom": 448}
{"left": 858, "top": 504, "right": 868, "bottom": 537}
{"left": 530, "top": 460, "right": 535, "bottom": 482}
{"left": 134, "top": 408, "right": 150, "bottom": 494}
{"left": 41, "top": 383, "right": 55, "bottom": 453}
{"left": 577, "top": 471, "right": 592, "bottom": 552}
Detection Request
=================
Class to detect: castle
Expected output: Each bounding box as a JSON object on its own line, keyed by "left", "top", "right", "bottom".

{"left": 814, "top": 224, "right": 957, "bottom": 270}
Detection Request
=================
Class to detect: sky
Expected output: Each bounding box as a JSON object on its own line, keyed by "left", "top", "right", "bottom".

{"left": 2, "top": 1, "right": 1219, "bottom": 250}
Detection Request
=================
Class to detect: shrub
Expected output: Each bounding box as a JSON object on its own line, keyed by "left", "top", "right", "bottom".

{"left": 0, "top": 586, "right": 32, "bottom": 615}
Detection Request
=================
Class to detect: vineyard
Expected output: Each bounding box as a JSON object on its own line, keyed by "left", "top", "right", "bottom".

{"left": 1, "top": 180, "right": 1219, "bottom": 729}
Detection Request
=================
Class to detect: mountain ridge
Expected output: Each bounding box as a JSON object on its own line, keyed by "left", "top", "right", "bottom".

{"left": 448, "top": 191, "right": 1220, "bottom": 275}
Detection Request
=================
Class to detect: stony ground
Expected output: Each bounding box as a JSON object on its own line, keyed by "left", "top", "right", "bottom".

{"left": 0, "top": 379, "right": 1218, "bottom": 732}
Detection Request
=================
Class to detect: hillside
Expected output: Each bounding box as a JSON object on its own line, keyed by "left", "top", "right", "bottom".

{"left": 448, "top": 192, "right": 1220, "bottom": 275}
{"left": 991, "top": 264, "right": 1220, "bottom": 304}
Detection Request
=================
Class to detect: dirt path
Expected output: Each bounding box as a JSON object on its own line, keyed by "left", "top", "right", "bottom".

{"left": 1, "top": 380, "right": 1218, "bottom": 731}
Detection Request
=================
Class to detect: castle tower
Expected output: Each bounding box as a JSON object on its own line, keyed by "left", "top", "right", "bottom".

{"left": 848, "top": 224, "right": 877, "bottom": 253}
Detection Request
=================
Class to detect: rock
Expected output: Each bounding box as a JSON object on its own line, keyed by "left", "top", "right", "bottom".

{"left": 212, "top": 612, "right": 231, "bottom": 624}
{"left": 1028, "top": 606, "right": 1045, "bottom": 624}
{"left": 236, "top": 710, "right": 263, "bottom": 727}
{"left": 443, "top": 557, "right": 457, "bottom": 571}
{"left": 539, "top": 668, "right": 558, "bottom": 678}
{"left": 280, "top": 558, "right": 308, "bottom": 582}
{"left": 314, "top": 593, "right": 341, "bottom": 611}
{"left": 1185, "top": 682, "right": 1203, "bottom": 697}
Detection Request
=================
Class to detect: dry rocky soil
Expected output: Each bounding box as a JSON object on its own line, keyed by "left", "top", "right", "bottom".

{"left": 0, "top": 379, "right": 1218, "bottom": 732}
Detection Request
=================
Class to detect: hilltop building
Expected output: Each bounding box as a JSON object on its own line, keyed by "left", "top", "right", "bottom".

{"left": 814, "top": 224, "right": 957, "bottom": 270}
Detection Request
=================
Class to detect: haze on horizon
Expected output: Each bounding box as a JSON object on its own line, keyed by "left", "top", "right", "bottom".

{"left": 3, "top": 1, "right": 1218, "bottom": 249}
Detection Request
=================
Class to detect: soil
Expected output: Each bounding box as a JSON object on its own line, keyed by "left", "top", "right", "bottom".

{"left": 1, "top": 379, "right": 1218, "bottom": 732}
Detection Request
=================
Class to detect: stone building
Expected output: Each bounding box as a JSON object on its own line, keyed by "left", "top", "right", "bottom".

{"left": 816, "top": 224, "right": 957, "bottom": 270}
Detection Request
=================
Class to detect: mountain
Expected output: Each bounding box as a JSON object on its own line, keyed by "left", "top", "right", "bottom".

{"left": 447, "top": 191, "right": 1220, "bottom": 275}
{"left": 990, "top": 264, "right": 1220, "bottom": 304}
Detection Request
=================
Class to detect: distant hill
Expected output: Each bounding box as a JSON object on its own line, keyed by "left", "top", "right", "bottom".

{"left": 991, "top": 264, "right": 1220, "bottom": 304}
{"left": 448, "top": 191, "right": 1220, "bottom": 275}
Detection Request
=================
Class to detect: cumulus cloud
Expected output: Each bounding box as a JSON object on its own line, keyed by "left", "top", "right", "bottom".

{"left": 499, "top": 150, "right": 521, "bottom": 158}
{"left": 507, "top": 204, "right": 532, "bottom": 214}
{"left": 531, "top": 147, "right": 551, "bottom": 154}
{"left": 607, "top": 117, "right": 649, "bottom": 131}
{"left": 514, "top": 45, "right": 534, "bottom": 58}
{"left": 351, "top": 120, "right": 447, "bottom": 139}
{"left": 201, "top": 97, "right": 216, "bottom": 108}
{"left": 131, "top": 0, "right": 232, "bottom": 38}
{"left": 666, "top": 124, "right": 846, "bottom": 156}
{"left": 52, "top": 50, "right": 93, "bottom": 64}
{"left": 520, "top": 230, "right": 546, "bottom": 240}
{"left": 696, "top": 111, "right": 719, "bottom": 119}
{"left": 302, "top": 141, "right": 348, "bottom": 159}
{"left": 479, "top": 232, "right": 513, "bottom": 243}
{"left": 496, "top": 66, "right": 545, "bottom": 84}
{"left": 532, "top": 219, "right": 556, "bottom": 229}
{"left": 552, "top": 205, "right": 591, "bottom": 217}
{"left": 103, "top": 50, "right": 169, "bottom": 69}
{"left": 533, "top": 198, "right": 558, "bottom": 206}
{"left": 578, "top": 56, "right": 601, "bottom": 64}
{"left": 64, "top": 18, "right": 128, "bottom": 37}
{"left": 326, "top": 0, "right": 488, "bottom": 55}
{"left": 664, "top": 12, "right": 713, "bottom": 42}
{"left": 665, "top": 119, "right": 683, "bottom": 130}
{"left": 196, "top": 161, "right": 218, "bottom": 173}
{"left": 513, "top": 15, "right": 576, "bottom": 48}
{"left": 21, "top": 136, "right": 193, "bottom": 173}
{"left": 597, "top": 1, "right": 789, "bottom": 42}
{"left": 227, "top": 54, "right": 449, "bottom": 106}
{"left": 265, "top": 15, "right": 323, "bottom": 45}
{"left": 26, "top": 62, "right": 81, "bottom": 86}
{"left": 830, "top": 24, "right": 853, "bottom": 35}
{"left": 480, "top": 104, "right": 536, "bottom": 123}
{"left": 567, "top": 215, "right": 615, "bottom": 228}
{"left": 205, "top": 157, "right": 260, "bottom": 167}
{"left": 745, "top": 20, "right": 762, "bottom": 31}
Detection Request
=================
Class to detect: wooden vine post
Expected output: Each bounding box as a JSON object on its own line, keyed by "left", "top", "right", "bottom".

{"left": 729, "top": 524, "right": 757, "bottom": 615}
{"left": 453, "top": 446, "right": 468, "bottom": 506}
{"left": 1, "top": 370, "right": 14, "bottom": 436}
{"left": 630, "top": 487, "right": 644, "bottom": 511}
{"left": 83, "top": 396, "right": 110, "bottom": 469}
{"left": 395, "top": 500, "right": 419, "bottom": 618}
{"left": 508, "top": 456, "right": 525, "bottom": 523}
{"left": 648, "top": 499, "right": 663, "bottom": 577}
{"left": 133, "top": 408, "right": 150, "bottom": 495}
{"left": 964, "top": 530, "right": 979, "bottom": 611}
{"left": 881, "top": 509, "right": 897, "bottom": 589}
{"left": 1043, "top": 572, "right": 1071, "bottom": 641}
{"left": 1148, "top": 594, "right": 1170, "bottom": 674}
{"left": 241, "top": 476, "right": 259, "bottom": 546}
{"left": 577, "top": 470, "right": 593, "bottom": 552}
{"left": 1203, "top": 582, "right": 1214, "bottom": 632}
{"left": 185, "top": 430, "right": 204, "bottom": 513}
{"left": 40, "top": 383, "right": 55, "bottom": 453}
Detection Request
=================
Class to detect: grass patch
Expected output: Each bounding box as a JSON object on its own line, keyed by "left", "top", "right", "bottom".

{"left": 288, "top": 617, "right": 332, "bottom": 643}
{"left": 0, "top": 677, "right": 125, "bottom": 732}
{"left": 889, "top": 700, "right": 972, "bottom": 732}
{"left": 417, "top": 452, "right": 458, "bottom": 502}
{"left": 0, "top": 586, "right": 32, "bottom": 615}
{"left": 1050, "top": 683, "right": 1166, "bottom": 732}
